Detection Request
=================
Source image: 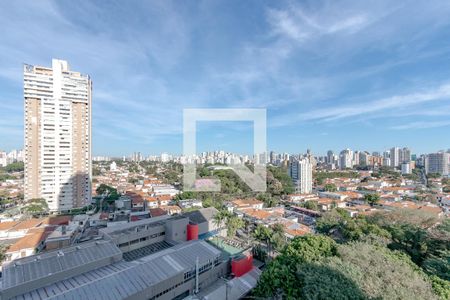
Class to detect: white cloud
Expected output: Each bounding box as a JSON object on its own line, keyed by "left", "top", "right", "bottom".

{"left": 267, "top": 4, "right": 371, "bottom": 43}
{"left": 391, "top": 120, "right": 450, "bottom": 130}
{"left": 299, "top": 83, "right": 450, "bottom": 121}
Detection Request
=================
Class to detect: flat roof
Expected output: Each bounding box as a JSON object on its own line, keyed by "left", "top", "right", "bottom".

{"left": 99, "top": 214, "right": 171, "bottom": 236}
{"left": 184, "top": 207, "right": 218, "bottom": 225}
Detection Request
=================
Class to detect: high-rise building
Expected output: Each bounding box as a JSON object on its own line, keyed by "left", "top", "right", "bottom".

{"left": 24, "top": 59, "right": 92, "bottom": 212}
{"left": 269, "top": 151, "right": 276, "bottom": 165}
{"left": 359, "top": 151, "right": 370, "bottom": 166}
{"left": 353, "top": 151, "right": 360, "bottom": 167}
{"left": 400, "top": 147, "right": 411, "bottom": 163}
{"left": 288, "top": 157, "right": 312, "bottom": 194}
{"left": 401, "top": 162, "right": 411, "bottom": 175}
{"left": 160, "top": 152, "right": 170, "bottom": 162}
{"left": 131, "top": 152, "right": 142, "bottom": 162}
{"left": 339, "top": 149, "right": 353, "bottom": 169}
{"left": 425, "top": 152, "right": 450, "bottom": 176}
{"left": 326, "top": 150, "right": 334, "bottom": 165}
{"left": 0, "top": 150, "right": 7, "bottom": 167}
{"left": 390, "top": 147, "right": 400, "bottom": 168}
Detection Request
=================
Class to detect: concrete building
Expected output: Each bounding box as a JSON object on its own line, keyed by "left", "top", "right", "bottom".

{"left": 288, "top": 157, "right": 312, "bottom": 194}
{"left": 353, "top": 151, "right": 360, "bottom": 167}
{"left": 24, "top": 59, "right": 92, "bottom": 212}
{"left": 401, "top": 162, "right": 411, "bottom": 175}
{"left": 400, "top": 147, "right": 411, "bottom": 164}
{"left": 390, "top": 147, "right": 400, "bottom": 168}
{"left": 339, "top": 149, "right": 353, "bottom": 169}
{"left": 326, "top": 150, "right": 334, "bottom": 165}
{"left": 0, "top": 151, "right": 7, "bottom": 167}
{"left": 426, "top": 152, "right": 450, "bottom": 176}
{"left": 0, "top": 212, "right": 259, "bottom": 300}
{"left": 110, "top": 161, "right": 117, "bottom": 171}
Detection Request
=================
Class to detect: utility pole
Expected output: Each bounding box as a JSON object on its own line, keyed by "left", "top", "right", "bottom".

{"left": 195, "top": 256, "right": 199, "bottom": 294}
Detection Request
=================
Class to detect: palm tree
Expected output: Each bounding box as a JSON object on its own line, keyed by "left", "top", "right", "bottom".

{"left": 212, "top": 211, "right": 226, "bottom": 243}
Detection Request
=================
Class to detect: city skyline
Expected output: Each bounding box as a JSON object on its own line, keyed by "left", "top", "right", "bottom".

{"left": 1, "top": 1, "right": 450, "bottom": 155}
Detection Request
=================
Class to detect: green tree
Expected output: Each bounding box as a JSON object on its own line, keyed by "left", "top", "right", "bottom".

{"left": 423, "top": 251, "right": 450, "bottom": 281}
{"left": 3, "top": 161, "right": 24, "bottom": 172}
{"left": 303, "top": 200, "right": 318, "bottom": 211}
{"left": 254, "top": 235, "right": 337, "bottom": 298}
{"left": 23, "top": 198, "right": 49, "bottom": 216}
{"left": 297, "top": 264, "right": 366, "bottom": 300}
{"left": 364, "top": 193, "right": 380, "bottom": 206}
{"left": 316, "top": 209, "right": 390, "bottom": 243}
{"left": 324, "top": 242, "right": 438, "bottom": 300}
{"left": 256, "top": 193, "right": 279, "bottom": 208}
{"left": 225, "top": 215, "right": 244, "bottom": 237}
{"left": 324, "top": 183, "right": 337, "bottom": 192}
{"left": 0, "top": 244, "right": 9, "bottom": 262}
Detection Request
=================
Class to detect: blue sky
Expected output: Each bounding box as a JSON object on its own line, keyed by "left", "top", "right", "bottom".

{"left": 1, "top": 0, "right": 450, "bottom": 156}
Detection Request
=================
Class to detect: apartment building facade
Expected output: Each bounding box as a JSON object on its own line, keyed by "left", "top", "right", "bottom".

{"left": 426, "top": 152, "right": 450, "bottom": 176}
{"left": 288, "top": 157, "right": 313, "bottom": 194}
{"left": 24, "top": 59, "right": 92, "bottom": 212}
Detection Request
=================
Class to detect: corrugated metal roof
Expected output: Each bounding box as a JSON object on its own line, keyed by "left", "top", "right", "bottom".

{"left": 8, "top": 241, "right": 222, "bottom": 300}
{"left": 2, "top": 240, "right": 122, "bottom": 290}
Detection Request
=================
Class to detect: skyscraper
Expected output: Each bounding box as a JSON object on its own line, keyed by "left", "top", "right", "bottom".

{"left": 24, "top": 59, "right": 92, "bottom": 212}
{"left": 339, "top": 149, "right": 353, "bottom": 169}
{"left": 425, "top": 152, "right": 450, "bottom": 176}
{"left": 400, "top": 147, "right": 411, "bottom": 164}
{"left": 390, "top": 147, "right": 400, "bottom": 168}
{"left": 326, "top": 150, "right": 334, "bottom": 165}
{"left": 288, "top": 157, "right": 312, "bottom": 194}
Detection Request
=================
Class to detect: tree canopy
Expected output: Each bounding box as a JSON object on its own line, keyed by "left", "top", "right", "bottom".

{"left": 255, "top": 210, "right": 450, "bottom": 299}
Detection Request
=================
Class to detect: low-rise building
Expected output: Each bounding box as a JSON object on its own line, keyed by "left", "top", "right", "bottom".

{"left": 228, "top": 198, "right": 264, "bottom": 212}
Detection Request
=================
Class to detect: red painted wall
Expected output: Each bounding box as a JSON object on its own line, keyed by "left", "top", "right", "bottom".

{"left": 231, "top": 254, "right": 253, "bottom": 277}
{"left": 187, "top": 224, "right": 199, "bottom": 240}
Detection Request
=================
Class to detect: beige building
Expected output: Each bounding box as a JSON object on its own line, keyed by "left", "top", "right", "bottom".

{"left": 24, "top": 59, "right": 92, "bottom": 212}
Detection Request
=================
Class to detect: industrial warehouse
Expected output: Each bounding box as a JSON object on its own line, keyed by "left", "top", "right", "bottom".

{"left": 0, "top": 210, "right": 260, "bottom": 300}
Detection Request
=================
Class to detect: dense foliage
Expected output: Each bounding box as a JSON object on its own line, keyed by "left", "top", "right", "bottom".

{"left": 1, "top": 161, "right": 24, "bottom": 173}
{"left": 255, "top": 210, "right": 450, "bottom": 299}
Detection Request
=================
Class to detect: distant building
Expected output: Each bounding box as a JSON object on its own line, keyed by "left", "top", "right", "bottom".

{"left": 339, "top": 149, "right": 353, "bottom": 169}
{"left": 24, "top": 59, "right": 92, "bottom": 212}
{"left": 326, "top": 150, "right": 334, "bottom": 165}
{"left": 288, "top": 157, "right": 312, "bottom": 194}
{"left": 110, "top": 161, "right": 117, "bottom": 171}
{"left": 400, "top": 147, "right": 411, "bottom": 163}
{"left": 426, "top": 152, "right": 450, "bottom": 176}
{"left": 401, "top": 162, "right": 411, "bottom": 175}
{"left": 390, "top": 147, "right": 400, "bottom": 168}
{"left": 0, "top": 150, "right": 7, "bottom": 167}
{"left": 160, "top": 152, "right": 170, "bottom": 162}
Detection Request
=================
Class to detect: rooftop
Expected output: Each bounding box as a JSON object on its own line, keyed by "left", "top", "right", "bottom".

{"left": 1, "top": 239, "right": 122, "bottom": 292}
{"left": 6, "top": 240, "right": 222, "bottom": 300}
{"left": 184, "top": 207, "right": 218, "bottom": 225}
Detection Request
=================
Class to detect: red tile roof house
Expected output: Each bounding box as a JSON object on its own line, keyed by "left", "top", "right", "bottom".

{"left": 126, "top": 191, "right": 146, "bottom": 212}
{"left": 5, "top": 227, "right": 54, "bottom": 262}
{"left": 228, "top": 198, "right": 264, "bottom": 213}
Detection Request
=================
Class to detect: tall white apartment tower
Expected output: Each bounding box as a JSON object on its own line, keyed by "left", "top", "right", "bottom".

{"left": 339, "top": 149, "right": 353, "bottom": 169}
{"left": 288, "top": 157, "right": 312, "bottom": 194}
{"left": 24, "top": 59, "right": 92, "bottom": 212}
{"left": 390, "top": 147, "right": 400, "bottom": 168}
